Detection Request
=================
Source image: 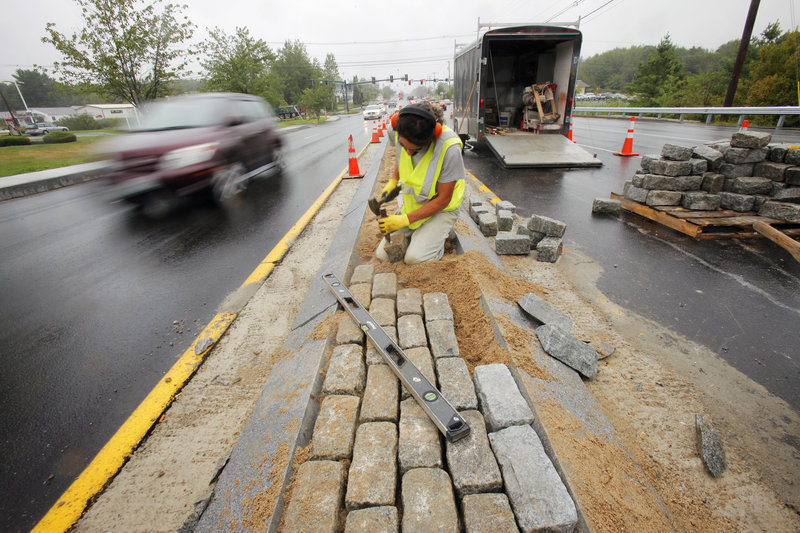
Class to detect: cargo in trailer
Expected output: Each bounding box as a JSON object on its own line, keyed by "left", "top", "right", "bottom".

{"left": 454, "top": 23, "right": 601, "bottom": 168}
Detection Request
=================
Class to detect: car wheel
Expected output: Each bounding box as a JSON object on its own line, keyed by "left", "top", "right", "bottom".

{"left": 138, "top": 191, "right": 172, "bottom": 219}
{"left": 212, "top": 161, "right": 246, "bottom": 203}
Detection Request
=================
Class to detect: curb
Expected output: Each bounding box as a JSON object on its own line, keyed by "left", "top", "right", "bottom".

{"left": 0, "top": 161, "right": 110, "bottom": 201}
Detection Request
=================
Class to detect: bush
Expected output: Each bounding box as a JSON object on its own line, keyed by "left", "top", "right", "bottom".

{"left": 0, "top": 136, "right": 32, "bottom": 147}
{"left": 55, "top": 114, "right": 121, "bottom": 131}
{"left": 43, "top": 131, "right": 77, "bottom": 144}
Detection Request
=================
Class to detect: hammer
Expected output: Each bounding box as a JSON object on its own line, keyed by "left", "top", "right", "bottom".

{"left": 368, "top": 184, "right": 401, "bottom": 216}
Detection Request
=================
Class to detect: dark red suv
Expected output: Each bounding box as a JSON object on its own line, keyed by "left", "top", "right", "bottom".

{"left": 101, "top": 92, "right": 283, "bottom": 211}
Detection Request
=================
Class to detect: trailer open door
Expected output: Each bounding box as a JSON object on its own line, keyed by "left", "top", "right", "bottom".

{"left": 484, "top": 133, "right": 601, "bottom": 167}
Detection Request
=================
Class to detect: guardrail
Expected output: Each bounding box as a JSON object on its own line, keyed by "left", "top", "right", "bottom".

{"left": 573, "top": 105, "right": 800, "bottom": 129}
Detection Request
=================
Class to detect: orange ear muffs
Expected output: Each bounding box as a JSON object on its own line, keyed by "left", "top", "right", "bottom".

{"left": 390, "top": 112, "right": 399, "bottom": 129}
{"left": 393, "top": 107, "right": 443, "bottom": 139}
{"left": 433, "top": 122, "right": 442, "bottom": 139}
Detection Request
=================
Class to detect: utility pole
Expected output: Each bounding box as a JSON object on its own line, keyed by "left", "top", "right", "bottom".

{"left": 723, "top": 0, "right": 760, "bottom": 110}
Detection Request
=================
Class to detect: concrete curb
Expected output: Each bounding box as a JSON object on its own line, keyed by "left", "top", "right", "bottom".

{"left": 0, "top": 161, "right": 110, "bottom": 201}
{"left": 195, "top": 148, "right": 382, "bottom": 532}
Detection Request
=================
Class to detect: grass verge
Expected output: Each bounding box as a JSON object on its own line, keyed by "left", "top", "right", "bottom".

{"left": 0, "top": 135, "right": 109, "bottom": 177}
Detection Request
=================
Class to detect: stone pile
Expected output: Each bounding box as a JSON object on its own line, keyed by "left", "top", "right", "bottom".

{"left": 281, "top": 264, "right": 578, "bottom": 533}
{"left": 468, "top": 197, "right": 568, "bottom": 263}
{"left": 622, "top": 130, "right": 800, "bottom": 223}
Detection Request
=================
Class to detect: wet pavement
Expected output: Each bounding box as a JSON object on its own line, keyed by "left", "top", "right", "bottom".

{"left": 461, "top": 116, "right": 800, "bottom": 412}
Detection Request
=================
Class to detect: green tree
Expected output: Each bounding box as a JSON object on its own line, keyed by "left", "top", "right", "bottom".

{"left": 627, "top": 34, "right": 685, "bottom": 106}
{"left": 200, "top": 26, "right": 283, "bottom": 106}
{"left": 579, "top": 46, "right": 654, "bottom": 92}
{"left": 273, "top": 40, "right": 320, "bottom": 105}
{"left": 382, "top": 85, "right": 396, "bottom": 100}
{"left": 746, "top": 30, "right": 800, "bottom": 107}
{"left": 300, "top": 85, "right": 332, "bottom": 121}
{"left": 43, "top": 0, "right": 195, "bottom": 107}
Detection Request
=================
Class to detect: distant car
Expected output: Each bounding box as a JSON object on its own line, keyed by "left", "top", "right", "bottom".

{"left": 26, "top": 122, "right": 69, "bottom": 136}
{"left": 100, "top": 92, "right": 283, "bottom": 211}
{"left": 363, "top": 104, "right": 382, "bottom": 120}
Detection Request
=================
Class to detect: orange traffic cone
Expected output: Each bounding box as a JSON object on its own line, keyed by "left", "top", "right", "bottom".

{"left": 613, "top": 116, "right": 640, "bottom": 157}
{"left": 567, "top": 118, "right": 575, "bottom": 143}
{"left": 740, "top": 119, "right": 749, "bottom": 131}
{"left": 378, "top": 120, "right": 385, "bottom": 137}
{"left": 346, "top": 134, "right": 363, "bottom": 178}
{"left": 370, "top": 124, "right": 381, "bottom": 143}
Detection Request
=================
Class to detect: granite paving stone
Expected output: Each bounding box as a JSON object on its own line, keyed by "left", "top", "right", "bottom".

{"left": 696, "top": 414, "right": 727, "bottom": 477}
{"left": 344, "top": 506, "right": 399, "bottom": 533}
{"left": 397, "top": 287, "right": 423, "bottom": 316}
{"left": 401, "top": 468, "right": 459, "bottom": 533}
{"left": 366, "top": 326, "right": 397, "bottom": 365}
{"left": 518, "top": 292, "right": 573, "bottom": 333}
{"left": 423, "top": 292, "right": 454, "bottom": 322}
{"left": 461, "top": 493, "right": 518, "bottom": 533}
{"left": 372, "top": 272, "right": 397, "bottom": 300}
{"left": 591, "top": 198, "right": 621, "bottom": 215}
{"left": 528, "top": 214, "right": 566, "bottom": 237}
{"left": 369, "top": 297, "right": 396, "bottom": 327}
{"left": 360, "top": 364, "right": 399, "bottom": 423}
{"left": 401, "top": 346, "right": 436, "bottom": 400}
{"left": 349, "top": 283, "right": 371, "bottom": 309}
{"left": 336, "top": 311, "right": 365, "bottom": 345}
{"left": 323, "top": 344, "right": 366, "bottom": 395}
{"left": 398, "top": 398, "right": 443, "bottom": 474}
{"left": 426, "top": 319, "right": 460, "bottom": 359}
{"left": 495, "top": 200, "right": 516, "bottom": 214}
{"left": 495, "top": 233, "right": 531, "bottom": 255}
{"left": 435, "top": 357, "right": 478, "bottom": 411}
{"left": 478, "top": 212, "right": 498, "bottom": 236}
{"left": 445, "top": 410, "right": 503, "bottom": 496}
{"left": 312, "top": 395, "right": 361, "bottom": 460}
{"left": 350, "top": 264, "right": 375, "bottom": 285}
{"left": 398, "top": 314, "right": 427, "bottom": 349}
{"left": 473, "top": 364, "right": 534, "bottom": 432}
{"left": 535, "top": 323, "right": 598, "bottom": 379}
{"left": 497, "top": 209, "right": 514, "bottom": 231}
{"left": 489, "top": 425, "right": 577, "bottom": 533}
{"left": 345, "top": 422, "right": 398, "bottom": 510}
{"left": 282, "top": 460, "right": 345, "bottom": 533}
{"left": 536, "top": 236, "right": 563, "bottom": 263}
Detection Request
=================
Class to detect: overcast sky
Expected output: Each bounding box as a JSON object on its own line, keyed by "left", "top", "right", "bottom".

{"left": 1, "top": 0, "right": 796, "bottom": 89}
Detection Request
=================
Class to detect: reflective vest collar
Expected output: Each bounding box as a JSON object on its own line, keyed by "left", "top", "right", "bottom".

{"left": 397, "top": 127, "right": 460, "bottom": 204}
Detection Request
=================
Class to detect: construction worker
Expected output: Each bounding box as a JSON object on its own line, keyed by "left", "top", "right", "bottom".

{"left": 376, "top": 102, "right": 465, "bottom": 264}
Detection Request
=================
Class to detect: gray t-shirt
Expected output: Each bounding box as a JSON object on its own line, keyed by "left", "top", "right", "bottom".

{"left": 391, "top": 133, "right": 465, "bottom": 184}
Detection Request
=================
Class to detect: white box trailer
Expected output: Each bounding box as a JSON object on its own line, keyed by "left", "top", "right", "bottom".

{"left": 454, "top": 23, "right": 601, "bottom": 168}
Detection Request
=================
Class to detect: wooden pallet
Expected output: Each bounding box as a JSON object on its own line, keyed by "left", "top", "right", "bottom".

{"left": 610, "top": 193, "right": 800, "bottom": 240}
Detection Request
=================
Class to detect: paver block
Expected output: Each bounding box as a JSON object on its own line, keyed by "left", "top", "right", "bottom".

{"left": 730, "top": 176, "right": 773, "bottom": 195}
{"left": 470, "top": 203, "right": 490, "bottom": 222}
{"left": 346, "top": 422, "right": 397, "bottom": 510}
{"left": 397, "top": 287, "right": 423, "bottom": 316}
{"left": 349, "top": 283, "right": 371, "bottom": 309}
{"left": 787, "top": 166, "right": 800, "bottom": 186}
{"left": 436, "top": 357, "right": 478, "bottom": 411}
{"left": 675, "top": 175, "right": 704, "bottom": 191}
{"left": 640, "top": 153, "right": 659, "bottom": 172}
{"left": 478, "top": 212, "right": 498, "bottom": 236}
{"left": 528, "top": 214, "right": 566, "bottom": 237}
{"left": 495, "top": 233, "right": 531, "bottom": 255}
{"left": 369, "top": 297, "right": 396, "bottom": 327}
{"left": 642, "top": 174, "right": 677, "bottom": 190}
{"left": 631, "top": 173, "right": 644, "bottom": 187}
{"left": 372, "top": 272, "right": 397, "bottom": 300}
{"left": 693, "top": 145, "right": 724, "bottom": 170}
{"left": 350, "top": 264, "right": 375, "bottom": 285}
{"left": 360, "top": 364, "right": 399, "bottom": 423}
{"left": 696, "top": 414, "right": 727, "bottom": 477}
{"left": 489, "top": 425, "right": 577, "bottom": 533}
{"left": 445, "top": 410, "right": 502, "bottom": 496}
{"left": 461, "top": 493, "right": 518, "bottom": 533}
{"left": 720, "top": 162, "right": 755, "bottom": 179}
{"left": 718, "top": 191, "right": 755, "bottom": 212}
{"left": 518, "top": 292, "right": 573, "bottom": 333}
{"left": 336, "top": 311, "right": 365, "bottom": 345}
{"left": 473, "top": 364, "right": 534, "bottom": 432}
{"left": 754, "top": 161, "right": 791, "bottom": 181}
{"left": 645, "top": 190, "right": 683, "bottom": 206}
{"left": 495, "top": 200, "right": 516, "bottom": 214}
{"left": 423, "top": 292, "right": 454, "bottom": 322}
{"left": 344, "top": 506, "right": 399, "bottom": 533}
{"left": 724, "top": 147, "right": 768, "bottom": 164}
{"left": 323, "top": 344, "right": 366, "bottom": 395}
{"left": 282, "top": 460, "right": 345, "bottom": 533}
{"left": 367, "top": 326, "right": 396, "bottom": 365}
{"left": 591, "top": 198, "right": 621, "bottom": 215}
{"left": 774, "top": 187, "right": 800, "bottom": 203}
{"left": 768, "top": 143, "right": 788, "bottom": 163}
{"left": 759, "top": 201, "right": 800, "bottom": 222}
{"left": 689, "top": 157, "right": 708, "bottom": 175}
{"left": 398, "top": 398, "right": 442, "bottom": 474}
{"left": 401, "top": 346, "right": 436, "bottom": 400}
{"left": 426, "top": 319, "right": 460, "bottom": 359}
{"left": 535, "top": 323, "right": 598, "bottom": 379}
{"left": 731, "top": 130, "right": 771, "bottom": 149}
{"left": 681, "top": 192, "right": 721, "bottom": 211}
{"left": 649, "top": 159, "right": 692, "bottom": 176}
{"left": 497, "top": 209, "right": 514, "bottom": 231}
{"left": 401, "top": 468, "right": 459, "bottom": 533}
{"left": 625, "top": 185, "right": 649, "bottom": 203}
{"left": 398, "top": 314, "right": 427, "bottom": 349}
{"left": 468, "top": 196, "right": 483, "bottom": 207}
{"left": 701, "top": 173, "right": 725, "bottom": 194}
{"left": 536, "top": 236, "right": 562, "bottom": 263}
{"left": 787, "top": 149, "right": 800, "bottom": 166}
{"left": 661, "top": 143, "right": 693, "bottom": 161}
{"left": 312, "top": 395, "right": 360, "bottom": 460}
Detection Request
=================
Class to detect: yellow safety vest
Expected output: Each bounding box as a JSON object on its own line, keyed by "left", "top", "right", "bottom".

{"left": 396, "top": 125, "right": 465, "bottom": 230}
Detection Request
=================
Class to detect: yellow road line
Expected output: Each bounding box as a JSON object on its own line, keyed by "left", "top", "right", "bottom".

{"left": 34, "top": 140, "right": 373, "bottom": 532}
{"left": 468, "top": 171, "right": 501, "bottom": 204}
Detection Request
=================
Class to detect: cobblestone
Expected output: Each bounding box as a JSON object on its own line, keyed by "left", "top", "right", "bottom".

{"left": 426, "top": 319, "right": 460, "bottom": 359}
{"left": 344, "top": 506, "right": 399, "bottom": 533}
{"left": 398, "top": 398, "right": 443, "bottom": 474}
{"left": 497, "top": 210, "right": 514, "bottom": 231}
{"left": 360, "top": 364, "right": 399, "bottom": 423}
{"left": 461, "top": 493, "right": 518, "bottom": 533}
{"left": 423, "top": 292, "right": 454, "bottom": 322}
{"left": 495, "top": 233, "right": 531, "bottom": 255}
{"left": 396, "top": 287, "right": 423, "bottom": 316}
{"left": 478, "top": 212, "right": 498, "bottom": 236}
{"left": 445, "top": 410, "right": 503, "bottom": 497}
{"left": 312, "top": 395, "right": 360, "bottom": 460}
{"left": 336, "top": 312, "right": 364, "bottom": 345}
{"left": 473, "top": 364, "right": 534, "bottom": 432}
{"left": 369, "top": 297, "right": 396, "bottom": 327}
{"left": 349, "top": 283, "right": 371, "bottom": 309}
{"left": 323, "top": 344, "right": 366, "bottom": 396}
{"left": 372, "top": 272, "right": 397, "bottom": 300}
{"left": 435, "top": 357, "right": 478, "bottom": 411}
{"left": 398, "top": 314, "right": 427, "bottom": 349}
{"left": 401, "top": 346, "right": 436, "bottom": 400}
{"left": 401, "top": 468, "right": 460, "bottom": 533}
{"left": 282, "top": 460, "right": 345, "bottom": 533}
{"left": 349, "top": 264, "right": 375, "bottom": 285}
{"left": 346, "top": 422, "right": 397, "bottom": 510}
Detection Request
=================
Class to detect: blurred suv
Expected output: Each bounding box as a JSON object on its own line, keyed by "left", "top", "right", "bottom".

{"left": 363, "top": 104, "right": 382, "bottom": 120}
{"left": 26, "top": 122, "right": 69, "bottom": 136}
{"left": 100, "top": 92, "right": 283, "bottom": 209}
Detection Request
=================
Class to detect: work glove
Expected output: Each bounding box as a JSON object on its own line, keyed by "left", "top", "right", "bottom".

{"left": 380, "top": 179, "right": 399, "bottom": 200}
{"left": 378, "top": 213, "right": 410, "bottom": 235}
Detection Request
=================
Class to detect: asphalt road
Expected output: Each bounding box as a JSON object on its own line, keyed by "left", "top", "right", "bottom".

{"left": 0, "top": 114, "right": 374, "bottom": 532}
{"left": 461, "top": 116, "right": 800, "bottom": 413}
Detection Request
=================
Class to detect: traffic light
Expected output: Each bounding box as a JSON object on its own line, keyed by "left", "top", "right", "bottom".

{"left": 371, "top": 76, "right": 376, "bottom": 84}
{"left": 404, "top": 74, "right": 408, "bottom": 81}
{"left": 390, "top": 75, "right": 393, "bottom": 82}
{"left": 420, "top": 80, "right": 423, "bottom": 85}
{"left": 408, "top": 80, "right": 411, "bottom": 85}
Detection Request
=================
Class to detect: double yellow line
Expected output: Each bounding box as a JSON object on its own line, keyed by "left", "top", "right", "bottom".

{"left": 34, "top": 141, "right": 372, "bottom": 532}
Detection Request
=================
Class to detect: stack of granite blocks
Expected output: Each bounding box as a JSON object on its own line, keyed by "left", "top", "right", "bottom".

{"left": 469, "top": 196, "right": 568, "bottom": 263}
{"left": 623, "top": 130, "right": 800, "bottom": 223}
{"left": 282, "top": 264, "right": 578, "bottom": 532}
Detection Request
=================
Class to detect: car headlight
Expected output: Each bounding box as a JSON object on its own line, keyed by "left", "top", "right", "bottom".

{"left": 158, "top": 142, "right": 219, "bottom": 171}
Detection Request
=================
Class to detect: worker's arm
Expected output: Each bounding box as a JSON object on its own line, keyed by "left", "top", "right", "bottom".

{"left": 406, "top": 180, "right": 456, "bottom": 224}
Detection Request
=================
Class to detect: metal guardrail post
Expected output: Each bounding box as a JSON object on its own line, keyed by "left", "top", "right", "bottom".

{"left": 777, "top": 115, "right": 786, "bottom": 129}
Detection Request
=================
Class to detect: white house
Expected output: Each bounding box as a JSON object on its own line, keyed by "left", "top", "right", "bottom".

{"left": 76, "top": 103, "right": 137, "bottom": 121}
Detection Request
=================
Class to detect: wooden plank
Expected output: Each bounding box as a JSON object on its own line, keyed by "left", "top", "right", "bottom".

{"left": 753, "top": 221, "right": 800, "bottom": 262}
{"left": 687, "top": 215, "right": 782, "bottom": 227}
{"left": 667, "top": 210, "right": 753, "bottom": 219}
{"left": 615, "top": 195, "right": 702, "bottom": 238}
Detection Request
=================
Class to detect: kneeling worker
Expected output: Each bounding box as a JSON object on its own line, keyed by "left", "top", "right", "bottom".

{"left": 376, "top": 102, "right": 465, "bottom": 264}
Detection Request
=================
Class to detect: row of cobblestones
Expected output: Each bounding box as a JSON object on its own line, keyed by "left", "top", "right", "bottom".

{"left": 282, "top": 264, "right": 578, "bottom": 532}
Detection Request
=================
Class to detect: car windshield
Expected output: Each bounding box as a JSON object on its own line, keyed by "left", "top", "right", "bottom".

{"left": 365, "top": 105, "right": 380, "bottom": 111}
{"left": 136, "top": 96, "right": 230, "bottom": 131}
